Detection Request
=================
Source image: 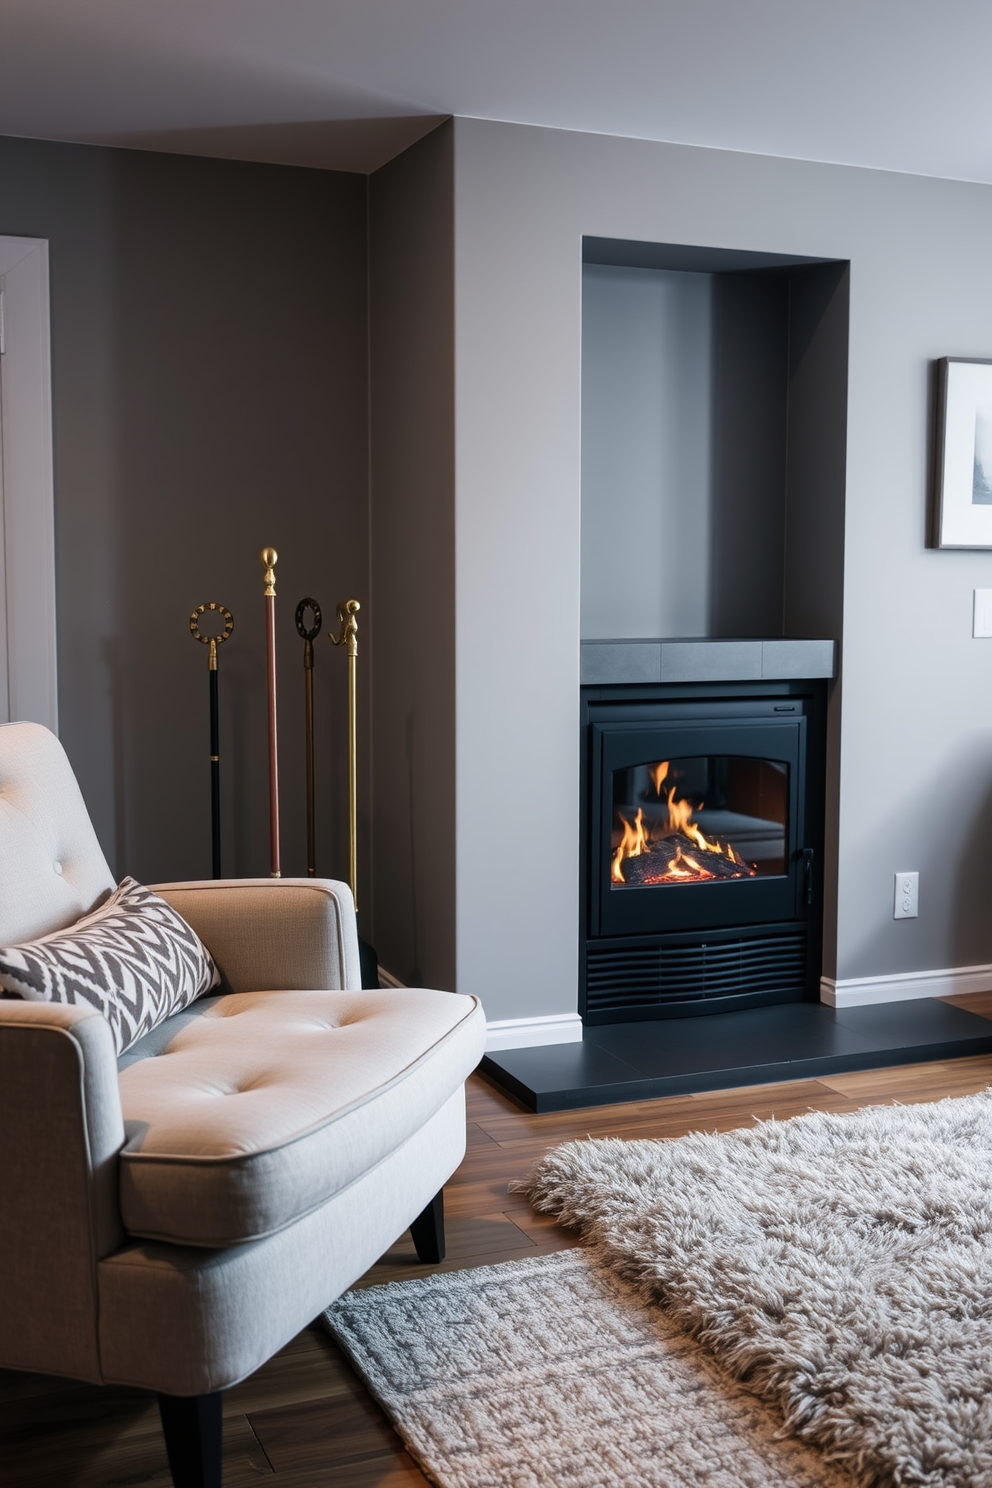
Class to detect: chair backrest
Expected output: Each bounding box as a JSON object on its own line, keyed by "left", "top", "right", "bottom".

{"left": 0, "top": 721, "right": 116, "bottom": 946}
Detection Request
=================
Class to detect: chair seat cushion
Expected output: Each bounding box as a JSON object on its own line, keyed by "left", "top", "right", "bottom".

{"left": 117, "top": 987, "right": 485, "bottom": 1247}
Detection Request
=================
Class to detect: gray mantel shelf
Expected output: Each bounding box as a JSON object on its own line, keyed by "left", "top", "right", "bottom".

{"left": 580, "top": 637, "right": 836, "bottom": 686}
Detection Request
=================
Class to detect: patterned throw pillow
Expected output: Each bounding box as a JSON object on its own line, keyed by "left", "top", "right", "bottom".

{"left": 0, "top": 877, "right": 219, "bottom": 1054}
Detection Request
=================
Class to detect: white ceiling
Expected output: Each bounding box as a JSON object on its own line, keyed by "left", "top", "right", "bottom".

{"left": 1, "top": 0, "right": 991, "bottom": 181}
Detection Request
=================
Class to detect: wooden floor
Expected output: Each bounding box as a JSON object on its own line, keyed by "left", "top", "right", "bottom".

{"left": 3, "top": 990, "right": 992, "bottom": 1486}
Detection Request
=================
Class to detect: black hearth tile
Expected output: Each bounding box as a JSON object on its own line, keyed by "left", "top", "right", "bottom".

{"left": 480, "top": 1042, "right": 647, "bottom": 1111}
{"left": 832, "top": 998, "right": 992, "bottom": 1047}
{"left": 584, "top": 1004, "right": 875, "bottom": 1079}
{"left": 480, "top": 1000, "right": 992, "bottom": 1113}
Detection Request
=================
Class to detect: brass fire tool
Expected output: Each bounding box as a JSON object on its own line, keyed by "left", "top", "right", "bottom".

{"left": 189, "top": 601, "right": 234, "bottom": 878}
{"left": 329, "top": 599, "right": 379, "bottom": 987}
{"left": 295, "top": 598, "right": 322, "bottom": 878}
{"left": 261, "top": 548, "right": 281, "bottom": 878}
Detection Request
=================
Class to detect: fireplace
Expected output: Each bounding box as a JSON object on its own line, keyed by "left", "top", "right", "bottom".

{"left": 481, "top": 644, "right": 992, "bottom": 1112}
{"left": 581, "top": 679, "right": 827, "bottom": 1024}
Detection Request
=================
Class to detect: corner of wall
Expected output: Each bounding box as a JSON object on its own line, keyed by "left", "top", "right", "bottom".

{"left": 367, "top": 124, "right": 457, "bottom": 989}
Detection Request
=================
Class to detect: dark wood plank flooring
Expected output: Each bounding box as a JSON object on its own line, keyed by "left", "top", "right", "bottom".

{"left": 4, "top": 989, "right": 992, "bottom": 1486}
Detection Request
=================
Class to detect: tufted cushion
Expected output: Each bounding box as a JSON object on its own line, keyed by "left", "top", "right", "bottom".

{"left": 0, "top": 722, "right": 116, "bottom": 946}
{"left": 0, "top": 878, "right": 220, "bottom": 1055}
{"left": 117, "top": 986, "right": 486, "bottom": 1247}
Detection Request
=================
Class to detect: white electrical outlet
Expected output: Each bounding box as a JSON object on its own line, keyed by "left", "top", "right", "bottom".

{"left": 974, "top": 590, "right": 992, "bottom": 637}
{"left": 893, "top": 871, "right": 919, "bottom": 919}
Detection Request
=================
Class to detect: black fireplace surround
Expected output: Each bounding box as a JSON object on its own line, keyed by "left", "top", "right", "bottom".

{"left": 581, "top": 680, "right": 827, "bottom": 1023}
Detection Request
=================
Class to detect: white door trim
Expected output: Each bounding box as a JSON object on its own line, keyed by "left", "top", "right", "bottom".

{"left": 0, "top": 236, "right": 57, "bottom": 732}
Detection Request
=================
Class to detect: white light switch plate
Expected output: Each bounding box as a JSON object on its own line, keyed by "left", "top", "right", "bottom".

{"left": 894, "top": 871, "right": 919, "bottom": 919}
{"left": 974, "top": 590, "right": 992, "bottom": 637}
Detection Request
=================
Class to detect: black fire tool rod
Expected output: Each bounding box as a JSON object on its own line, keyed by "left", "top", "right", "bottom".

{"left": 190, "top": 602, "right": 234, "bottom": 879}
{"left": 209, "top": 664, "right": 221, "bottom": 876}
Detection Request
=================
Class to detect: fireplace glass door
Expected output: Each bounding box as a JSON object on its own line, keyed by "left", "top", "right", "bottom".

{"left": 591, "top": 715, "right": 806, "bottom": 937}
{"left": 611, "top": 754, "right": 788, "bottom": 887}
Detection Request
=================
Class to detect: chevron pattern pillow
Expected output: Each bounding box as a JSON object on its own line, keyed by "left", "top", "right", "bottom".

{"left": 0, "top": 877, "right": 220, "bottom": 1054}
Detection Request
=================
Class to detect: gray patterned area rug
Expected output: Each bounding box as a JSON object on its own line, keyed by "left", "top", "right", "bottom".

{"left": 521, "top": 1091, "right": 992, "bottom": 1488}
{"left": 325, "top": 1248, "right": 852, "bottom": 1488}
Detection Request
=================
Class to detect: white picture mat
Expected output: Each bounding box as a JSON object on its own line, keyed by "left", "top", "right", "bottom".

{"left": 936, "top": 359, "right": 992, "bottom": 547}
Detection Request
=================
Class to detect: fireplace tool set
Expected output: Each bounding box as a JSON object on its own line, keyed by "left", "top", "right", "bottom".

{"left": 189, "top": 548, "right": 378, "bottom": 986}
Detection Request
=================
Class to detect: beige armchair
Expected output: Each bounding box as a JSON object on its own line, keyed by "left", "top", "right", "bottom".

{"left": 0, "top": 721, "right": 485, "bottom": 1487}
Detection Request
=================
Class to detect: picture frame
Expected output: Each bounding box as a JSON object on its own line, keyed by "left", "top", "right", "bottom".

{"left": 930, "top": 357, "right": 992, "bottom": 548}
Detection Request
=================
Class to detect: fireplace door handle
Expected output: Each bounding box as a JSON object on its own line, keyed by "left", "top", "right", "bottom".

{"left": 801, "top": 848, "right": 814, "bottom": 907}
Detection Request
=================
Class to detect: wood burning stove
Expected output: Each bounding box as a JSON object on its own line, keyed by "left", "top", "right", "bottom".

{"left": 581, "top": 681, "right": 826, "bottom": 1023}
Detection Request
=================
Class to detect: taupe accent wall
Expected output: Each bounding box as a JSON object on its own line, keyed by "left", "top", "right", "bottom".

{"left": 0, "top": 137, "right": 369, "bottom": 890}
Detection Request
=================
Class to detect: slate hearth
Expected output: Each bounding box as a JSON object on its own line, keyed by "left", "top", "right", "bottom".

{"left": 480, "top": 999, "right": 992, "bottom": 1112}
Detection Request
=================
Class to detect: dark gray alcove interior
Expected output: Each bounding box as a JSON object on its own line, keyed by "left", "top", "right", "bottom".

{"left": 580, "top": 236, "right": 849, "bottom": 643}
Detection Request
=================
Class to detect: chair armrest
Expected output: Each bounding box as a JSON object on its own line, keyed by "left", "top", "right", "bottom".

{"left": 152, "top": 878, "right": 362, "bottom": 994}
{"left": 0, "top": 1001, "right": 125, "bottom": 1381}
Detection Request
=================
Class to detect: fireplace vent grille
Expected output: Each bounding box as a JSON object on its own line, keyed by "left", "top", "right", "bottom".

{"left": 585, "top": 931, "right": 807, "bottom": 1014}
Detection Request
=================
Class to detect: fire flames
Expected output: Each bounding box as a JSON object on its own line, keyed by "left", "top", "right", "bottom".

{"left": 611, "top": 760, "right": 755, "bottom": 886}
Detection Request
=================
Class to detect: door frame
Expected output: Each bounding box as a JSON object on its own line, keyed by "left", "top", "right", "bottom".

{"left": 0, "top": 236, "right": 57, "bottom": 731}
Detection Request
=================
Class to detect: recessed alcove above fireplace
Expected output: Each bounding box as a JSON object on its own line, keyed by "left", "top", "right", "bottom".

{"left": 580, "top": 236, "right": 849, "bottom": 644}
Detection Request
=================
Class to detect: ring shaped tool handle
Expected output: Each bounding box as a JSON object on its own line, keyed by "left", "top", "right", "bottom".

{"left": 189, "top": 602, "right": 235, "bottom": 646}
{"left": 295, "top": 598, "right": 322, "bottom": 643}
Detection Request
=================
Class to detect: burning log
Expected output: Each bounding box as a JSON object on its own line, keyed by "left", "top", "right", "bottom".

{"left": 611, "top": 759, "right": 759, "bottom": 886}
{"left": 616, "top": 832, "right": 756, "bottom": 886}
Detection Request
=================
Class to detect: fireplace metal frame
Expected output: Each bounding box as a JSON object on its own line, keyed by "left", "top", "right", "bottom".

{"left": 580, "top": 680, "right": 827, "bottom": 1023}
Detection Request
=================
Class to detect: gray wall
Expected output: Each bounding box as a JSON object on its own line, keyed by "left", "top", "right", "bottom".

{"left": 446, "top": 118, "right": 992, "bottom": 1018}
{"left": 581, "top": 262, "right": 797, "bottom": 642}
{"left": 367, "top": 124, "right": 456, "bottom": 987}
{"left": 0, "top": 137, "right": 369, "bottom": 887}
{"left": 581, "top": 265, "right": 713, "bottom": 639}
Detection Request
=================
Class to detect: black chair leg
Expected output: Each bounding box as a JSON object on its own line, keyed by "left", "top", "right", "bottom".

{"left": 157, "top": 1391, "right": 223, "bottom": 1488}
{"left": 410, "top": 1188, "right": 446, "bottom": 1263}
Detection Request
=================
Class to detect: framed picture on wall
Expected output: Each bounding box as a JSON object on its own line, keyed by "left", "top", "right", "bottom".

{"left": 931, "top": 357, "right": 992, "bottom": 548}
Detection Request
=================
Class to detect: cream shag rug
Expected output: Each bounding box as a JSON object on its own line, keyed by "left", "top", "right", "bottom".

{"left": 325, "top": 1248, "right": 851, "bottom": 1488}
{"left": 521, "top": 1090, "right": 992, "bottom": 1488}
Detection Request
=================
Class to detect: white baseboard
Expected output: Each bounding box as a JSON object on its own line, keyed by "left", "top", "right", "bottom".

{"left": 485, "top": 1013, "right": 584, "bottom": 1053}
{"left": 822, "top": 964, "right": 992, "bottom": 1008}
{"left": 376, "top": 969, "right": 584, "bottom": 1053}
